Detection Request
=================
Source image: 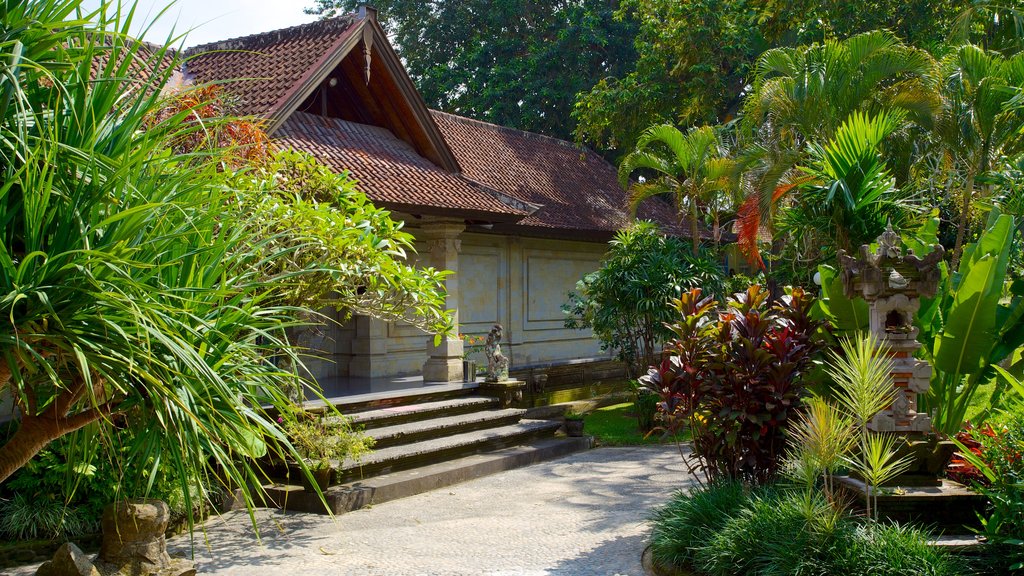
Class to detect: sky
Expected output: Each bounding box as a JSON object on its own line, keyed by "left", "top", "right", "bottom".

{"left": 84, "top": 0, "right": 319, "bottom": 47}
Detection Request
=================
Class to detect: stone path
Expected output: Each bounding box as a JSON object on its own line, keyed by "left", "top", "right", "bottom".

{"left": 165, "top": 446, "right": 694, "bottom": 576}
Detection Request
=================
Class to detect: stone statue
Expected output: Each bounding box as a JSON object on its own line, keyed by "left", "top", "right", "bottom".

{"left": 484, "top": 323, "right": 509, "bottom": 382}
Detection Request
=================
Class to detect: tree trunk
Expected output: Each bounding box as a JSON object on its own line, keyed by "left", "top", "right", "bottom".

{"left": 0, "top": 416, "right": 62, "bottom": 483}
{"left": 951, "top": 172, "right": 975, "bottom": 270}
{"left": 690, "top": 203, "right": 700, "bottom": 256}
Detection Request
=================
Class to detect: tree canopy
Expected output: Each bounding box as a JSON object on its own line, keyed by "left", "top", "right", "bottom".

{"left": 573, "top": 0, "right": 963, "bottom": 157}
{"left": 0, "top": 0, "right": 449, "bottom": 509}
{"left": 304, "top": 0, "right": 638, "bottom": 141}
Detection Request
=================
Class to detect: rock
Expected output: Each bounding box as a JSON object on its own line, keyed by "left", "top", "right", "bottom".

{"left": 95, "top": 499, "right": 194, "bottom": 576}
{"left": 35, "top": 543, "right": 100, "bottom": 576}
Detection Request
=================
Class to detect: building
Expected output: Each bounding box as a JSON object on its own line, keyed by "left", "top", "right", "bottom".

{"left": 183, "top": 8, "right": 682, "bottom": 399}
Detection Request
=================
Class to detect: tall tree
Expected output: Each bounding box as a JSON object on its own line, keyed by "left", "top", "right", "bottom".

{"left": 735, "top": 31, "right": 940, "bottom": 268}
{"left": 305, "top": 0, "right": 638, "bottom": 141}
{"left": 0, "top": 0, "right": 449, "bottom": 502}
{"left": 573, "top": 0, "right": 961, "bottom": 157}
{"left": 618, "top": 125, "right": 735, "bottom": 255}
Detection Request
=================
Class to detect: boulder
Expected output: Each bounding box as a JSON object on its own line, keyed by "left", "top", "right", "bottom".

{"left": 95, "top": 499, "right": 195, "bottom": 576}
{"left": 35, "top": 543, "right": 100, "bottom": 576}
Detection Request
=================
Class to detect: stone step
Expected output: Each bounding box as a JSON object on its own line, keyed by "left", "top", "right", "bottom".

{"left": 347, "top": 396, "right": 499, "bottom": 430}
{"left": 364, "top": 408, "right": 526, "bottom": 449}
{"left": 303, "top": 382, "right": 481, "bottom": 414}
{"left": 335, "top": 419, "right": 562, "bottom": 483}
{"left": 247, "top": 436, "right": 592, "bottom": 515}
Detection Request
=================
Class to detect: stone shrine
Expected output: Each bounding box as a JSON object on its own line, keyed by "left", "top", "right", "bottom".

{"left": 837, "top": 223, "right": 944, "bottom": 435}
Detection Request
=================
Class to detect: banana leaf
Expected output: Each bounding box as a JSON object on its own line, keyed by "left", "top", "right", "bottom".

{"left": 815, "top": 264, "right": 869, "bottom": 336}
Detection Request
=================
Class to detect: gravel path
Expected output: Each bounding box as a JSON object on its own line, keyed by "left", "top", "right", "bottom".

{"left": 166, "top": 445, "right": 694, "bottom": 576}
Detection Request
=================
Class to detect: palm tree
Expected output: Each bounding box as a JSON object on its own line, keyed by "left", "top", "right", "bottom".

{"left": 736, "top": 30, "right": 939, "bottom": 266}
{"left": 0, "top": 0, "right": 449, "bottom": 514}
{"left": 618, "top": 124, "right": 735, "bottom": 255}
{"left": 781, "top": 110, "right": 920, "bottom": 259}
{"left": 935, "top": 45, "right": 1024, "bottom": 267}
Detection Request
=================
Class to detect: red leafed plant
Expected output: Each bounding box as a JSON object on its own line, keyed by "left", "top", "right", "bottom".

{"left": 947, "top": 423, "right": 998, "bottom": 486}
{"left": 640, "top": 285, "right": 826, "bottom": 485}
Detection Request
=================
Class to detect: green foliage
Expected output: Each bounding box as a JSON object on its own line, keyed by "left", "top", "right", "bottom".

{"left": 918, "top": 210, "right": 1024, "bottom": 433}
{"left": 305, "top": 0, "right": 637, "bottom": 142}
{"left": 0, "top": 0, "right": 444, "bottom": 531}
{"left": 648, "top": 481, "right": 751, "bottom": 571}
{"left": 651, "top": 483, "right": 967, "bottom": 576}
{"left": 0, "top": 422, "right": 211, "bottom": 541}
{"left": 0, "top": 494, "right": 94, "bottom": 541}
{"left": 970, "top": 414, "right": 1024, "bottom": 571}
{"left": 280, "top": 414, "right": 373, "bottom": 472}
{"left": 641, "top": 285, "right": 826, "bottom": 484}
{"left": 784, "top": 110, "right": 921, "bottom": 258}
{"left": 814, "top": 265, "right": 870, "bottom": 337}
{"left": 238, "top": 150, "right": 451, "bottom": 334}
{"left": 573, "top": 1, "right": 959, "bottom": 155}
{"left": 562, "top": 221, "right": 723, "bottom": 379}
{"left": 784, "top": 335, "right": 913, "bottom": 521}
{"left": 619, "top": 124, "right": 737, "bottom": 253}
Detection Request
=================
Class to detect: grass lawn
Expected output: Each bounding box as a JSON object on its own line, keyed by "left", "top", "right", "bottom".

{"left": 584, "top": 402, "right": 690, "bottom": 446}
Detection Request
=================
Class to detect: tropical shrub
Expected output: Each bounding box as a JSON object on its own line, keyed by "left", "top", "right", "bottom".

{"left": 784, "top": 335, "right": 913, "bottom": 521}
{"left": 650, "top": 483, "right": 967, "bottom": 576}
{"left": 563, "top": 221, "right": 723, "bottom": 379}
{"left": 0, "top": 0, "right": 448, "bottom": 525}
{"left": 281, "top": 413, "right": 374, "bottom": 472}
{"left": 954, "top": 413, "right": 1024, "bottom": 572}
{"left": 639, "top": 284, "right": 825, "bottom": 484}
{"left": 918, "top": 210, "right": 1024, "bottom": 434}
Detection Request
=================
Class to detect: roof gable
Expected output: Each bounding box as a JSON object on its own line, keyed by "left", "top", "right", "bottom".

{"left": 184, "top": 9, "right": 460, "bottom": 172}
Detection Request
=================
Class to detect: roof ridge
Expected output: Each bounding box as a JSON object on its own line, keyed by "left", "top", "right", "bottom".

{"left": 430, "top": 109, "right": 595, "bottom": 155}
{"left": 184, "top": 14, "right": 356, "bottom": 56}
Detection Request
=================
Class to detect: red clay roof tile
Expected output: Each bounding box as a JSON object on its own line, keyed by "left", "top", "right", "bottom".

{"left": 430, "top": 111, "right": 680, "bottom": 235}
{"left": 276, "top": 112, "right": 524, "bottom": 219}
{"left": 183, "top": 17, "right": 359, "bottom": 117}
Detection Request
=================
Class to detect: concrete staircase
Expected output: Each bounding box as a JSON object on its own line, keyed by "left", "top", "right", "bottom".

{"left": 252, "top": 383, "right": 589, "bottom": 514}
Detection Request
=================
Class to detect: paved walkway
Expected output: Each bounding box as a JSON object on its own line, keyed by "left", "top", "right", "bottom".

{"left": 165, "top": 446, "right": 694, "bottom": 576}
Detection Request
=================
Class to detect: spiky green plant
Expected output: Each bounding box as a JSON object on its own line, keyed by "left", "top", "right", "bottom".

{"left": 0, "top": 0, "right": 449, "bottom": 532}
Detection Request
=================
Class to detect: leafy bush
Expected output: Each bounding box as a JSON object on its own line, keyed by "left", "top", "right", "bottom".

{"left": 651, "top": 484, "right": 968, "bottom": 576}
{"left": 640, "top": 284, "right": 825, "bottom": 484}
{"left": 563, "top": 221, "right": 724, "bottom": 379}
{"left": 648, "top": 481, "right": 750, "bottom": 571}
{"left": 633, "top": 388, "right": 660, "bottom": 434}
{"left": 972, "top": 415, "right": 1024, "bottom": 571}
{"left": 282, "top": 413, "right": 374, "bottom": 471}
{"left": 0, "top": 422, "right": 210, "bottom": 541}
{"left": 0, "top": 494, "right": 96, "bottom": 541}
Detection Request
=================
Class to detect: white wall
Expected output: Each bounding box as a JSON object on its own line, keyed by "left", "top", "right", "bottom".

{"left": 314, "top": 229, "right": 611, "bottom": 382}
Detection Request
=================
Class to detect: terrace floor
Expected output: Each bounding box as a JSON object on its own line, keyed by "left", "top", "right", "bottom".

{"left": 164, "top": 445, "right": 691, "bottom": 576}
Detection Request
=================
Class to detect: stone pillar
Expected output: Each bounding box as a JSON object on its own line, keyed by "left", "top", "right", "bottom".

{"left": 348, "top": 315, "right": 390, "bottom": 378}
{"left": 421, "top": 218, "right": 465, "bottom": 382}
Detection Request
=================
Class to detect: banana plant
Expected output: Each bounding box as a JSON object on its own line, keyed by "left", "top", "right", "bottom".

{"left": 918, "top": 209, "right": 1024, "bottom": 434}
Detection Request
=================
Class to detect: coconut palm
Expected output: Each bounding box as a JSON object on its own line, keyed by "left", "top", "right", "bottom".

{"left": 618, "top": 124, "right": 736, "bottom": 255}
{"left": 0, "top": 0, "right": 448, "bottom": 518}
{"left": 736, "top": 30, "right": 939, "bottom": 266}
{"left": 779, "top": 110, "right": 921, "bottom": 260}
{"left": 935, "top": 45, "right": 1024, "bottom": 267}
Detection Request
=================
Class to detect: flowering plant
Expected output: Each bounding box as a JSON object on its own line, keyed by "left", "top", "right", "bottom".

{"left": 459, "top": 333, "right": 486, "bottom": 360}
{"left": 280, "top": 413, "right": 374, "bottom": 471}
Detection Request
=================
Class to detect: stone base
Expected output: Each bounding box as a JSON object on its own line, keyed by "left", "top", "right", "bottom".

{"left": 422, "top": 357, "right": 463, "bottom": 383}
{"left": 834, "top": 475, "right": 987, "bottom": 532}
{"left": 477, "top": 380, "right": 525, "bottom": 408}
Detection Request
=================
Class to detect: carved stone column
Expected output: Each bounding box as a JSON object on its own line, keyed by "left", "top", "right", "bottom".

{"left": 421, "top": 219, "right": 465, "bottom": 382}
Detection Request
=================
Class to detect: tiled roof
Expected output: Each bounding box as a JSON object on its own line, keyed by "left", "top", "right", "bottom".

{"left": 183, "top": 17, "right": 358, "bottom": 117}
{"left": 430, "top": 111, "right": 680, "bottom": 235}
{"left": 275, "top": 112, "right": 525, "bottom": 219}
